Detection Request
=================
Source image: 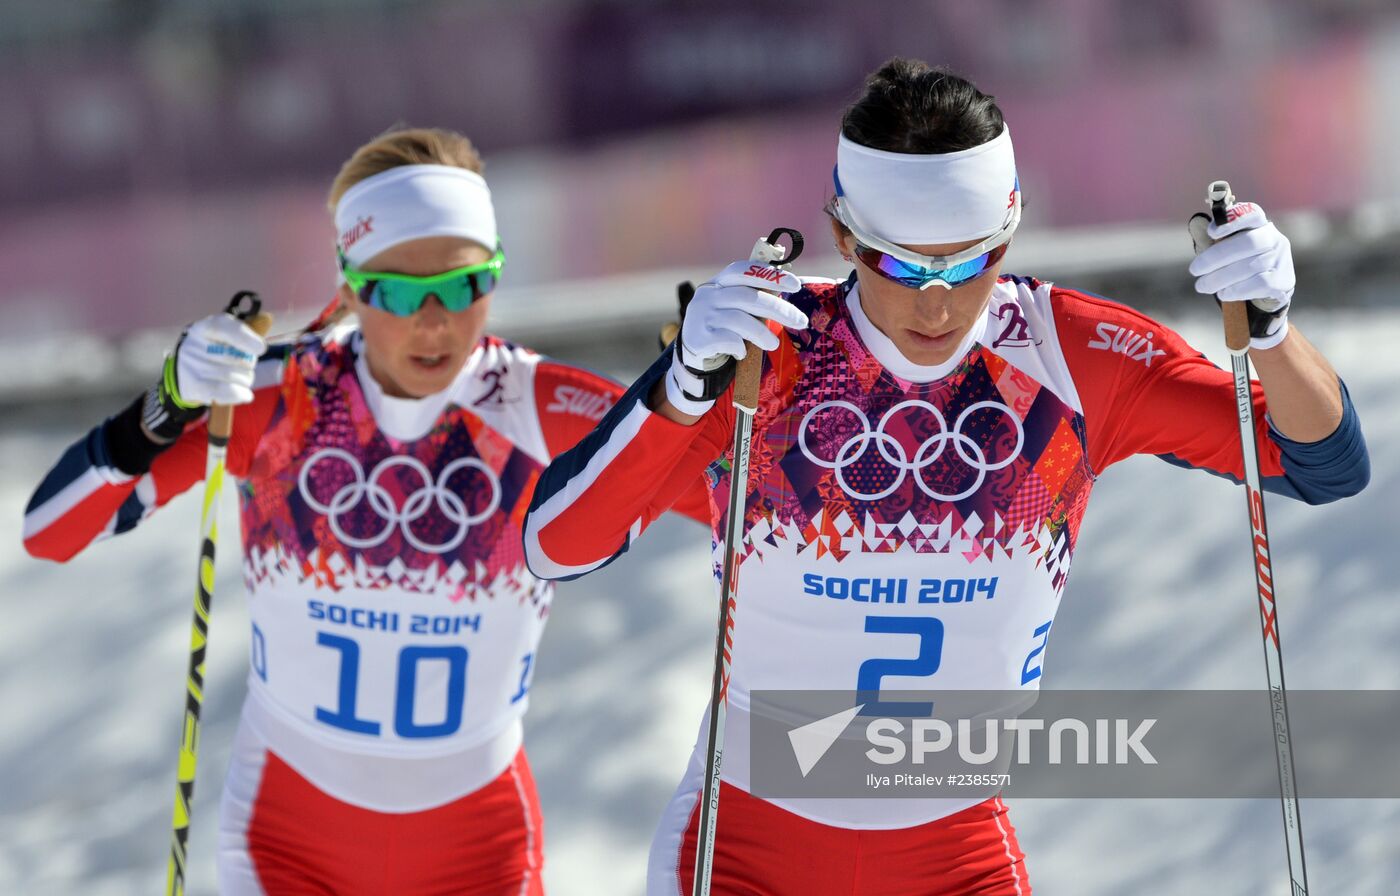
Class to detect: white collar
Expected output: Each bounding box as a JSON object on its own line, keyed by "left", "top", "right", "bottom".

{"left": 352, "top": 334, "right": 481, "bottom": 442}
{"left": 845, "top": 281, "right": 990, "bottom": 383}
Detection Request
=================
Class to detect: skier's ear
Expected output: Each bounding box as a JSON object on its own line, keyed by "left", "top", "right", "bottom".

{"left": 829, "top": 217, "right": 856, "bottom": 260}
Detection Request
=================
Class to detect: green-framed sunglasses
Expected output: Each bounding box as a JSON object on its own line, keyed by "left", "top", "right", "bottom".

{"left": 339, "top": 245, "right": 505, "bottom": 316}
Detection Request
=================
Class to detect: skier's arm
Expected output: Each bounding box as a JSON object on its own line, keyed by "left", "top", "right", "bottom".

{"left": 524, "top": 261, "right": 807, "bottom": 581}
{"left": 23, "top": 323, "right": 284, "bottom": 562}
{"left": 1055, "top": 289, "right": 1368, "bottom": 504}
{"left": 1241, "top": 327, "right": 1343, "bottom": 444}
{"left": 524, "top": 347, "right": 732, "bottom": 581}
{"left": 532, "top": 357, "right": 711, "bottom": 525}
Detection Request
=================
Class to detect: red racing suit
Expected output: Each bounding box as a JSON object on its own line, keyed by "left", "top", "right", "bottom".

{"left": 25, "top": 322, "right": 708, "bottom": 894}
{"left": 523, "top": 273, "right": 1368, "bottom": 895}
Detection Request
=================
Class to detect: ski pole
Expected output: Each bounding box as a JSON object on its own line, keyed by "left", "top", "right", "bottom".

{"left": 166, "top": 291, "right": 273, "bottom": 896}
{"left": 692, "top": 228, "right": 804, "bottom": 896}
{"left": 1190, "top": 182, "right": 1309, "bottom": 896}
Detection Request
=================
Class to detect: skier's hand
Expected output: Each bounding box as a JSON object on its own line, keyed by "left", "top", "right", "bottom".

{"left": 1189, "top": 201, "right": 1294, "bottom": 350}
{"left": 171, "top": 312, "right": 266, "bottom": 406}
{"left": 142, "top": 312, "right": 267, "bottom": 442}
{"left": 678, "top": 261, "right": 808, "bottom": 365}
{"left": 665, "top": 261, "right": 808, "bottom": 416}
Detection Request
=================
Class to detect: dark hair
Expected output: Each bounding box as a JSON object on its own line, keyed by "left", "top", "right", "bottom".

{"left": 841, "top": 58, "right": 1004, "bottom": 154}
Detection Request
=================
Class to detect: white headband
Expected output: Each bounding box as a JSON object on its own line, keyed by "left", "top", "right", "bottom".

{"left": 334, "top": 164, "right": 498, "bottom": 268}
{"left": 834, "top": 125, "right": 1019, "bottom": 245}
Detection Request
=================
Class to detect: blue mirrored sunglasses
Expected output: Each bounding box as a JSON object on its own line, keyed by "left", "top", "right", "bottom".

{"left": 853, "top": 241, "right": 1008, "bottom": 290}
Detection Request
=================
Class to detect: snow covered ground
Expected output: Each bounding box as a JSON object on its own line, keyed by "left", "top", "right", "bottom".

{"left": 1, "top": 311, "right": 1395, "bottom": 895}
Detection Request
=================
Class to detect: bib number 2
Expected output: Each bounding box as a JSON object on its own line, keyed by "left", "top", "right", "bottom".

{"left": 856, "top": 615, "right": 1057, "bottom": 717}
{"left": 856, "top": 616, "right": 943, "bottom": 717}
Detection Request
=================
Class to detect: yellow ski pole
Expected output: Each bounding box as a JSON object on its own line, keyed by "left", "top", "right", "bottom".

{"left": 166, "top": 291, "right": 272, "bottom": 896}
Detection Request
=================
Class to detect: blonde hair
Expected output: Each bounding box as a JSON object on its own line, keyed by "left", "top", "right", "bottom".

{"left": 327, "top": 126, "right": 485, "bottom": 212}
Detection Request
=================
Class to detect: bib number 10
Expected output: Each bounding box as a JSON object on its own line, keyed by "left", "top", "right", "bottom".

{"left": 315, "top": 633, "right": 468, "bottom": 739}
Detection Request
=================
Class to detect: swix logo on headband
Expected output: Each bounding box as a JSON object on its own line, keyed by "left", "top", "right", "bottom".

{"left": 340, "top": 216, "right": 374, "bottom": 251}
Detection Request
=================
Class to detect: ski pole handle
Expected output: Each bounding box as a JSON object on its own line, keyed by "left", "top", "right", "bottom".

{"left": 208, "top": 291, "right": 273, "bottom": 440}
{"left": 733, "top": 228, "right": 804, "bottom": 410}
{"left": 732, "top": 351, "right": 764, "bottom": 413}
{"left": 1207, "top": 179, "right": 1234, "bottom": 228}
{"left": 1204, "top": 181, "right": 1253, "bottom": 355}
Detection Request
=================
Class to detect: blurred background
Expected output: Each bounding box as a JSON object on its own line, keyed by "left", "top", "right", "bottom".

{"left": 3, "top": 1, "right": 1398, "bottom": 894}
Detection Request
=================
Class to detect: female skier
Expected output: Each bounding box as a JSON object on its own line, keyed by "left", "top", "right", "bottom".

{"left": 523, "top": 60, "right": 1370, "bottom": 895}
{"left": 24, "top": 127, "right": 704, "bottom": 894}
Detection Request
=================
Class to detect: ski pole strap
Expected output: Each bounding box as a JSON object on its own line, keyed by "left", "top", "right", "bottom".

{"left": 673, "top": 326, "right": 738, "bottom": 403}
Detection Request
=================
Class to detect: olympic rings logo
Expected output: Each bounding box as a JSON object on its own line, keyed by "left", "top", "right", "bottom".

{"left": 797, "top": 399, "right": 1024, "bottom": 502}
{"left": 297, "top": 448, "right": 501, "bottom": 553}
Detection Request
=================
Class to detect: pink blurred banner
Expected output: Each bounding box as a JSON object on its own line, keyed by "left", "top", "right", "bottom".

{"left": 1, "top": 9, "right": 1393, "bottom": 340}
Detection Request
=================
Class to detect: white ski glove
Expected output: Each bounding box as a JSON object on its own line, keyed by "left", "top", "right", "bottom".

{"left": 1189, "top": 201, "right": 1294, "bottom": 350}
{"left": 666, "top": 260, "right": 809, "bottom": 416}
{"left": 142, "top": 312, "right": 267, "bottom": 441}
